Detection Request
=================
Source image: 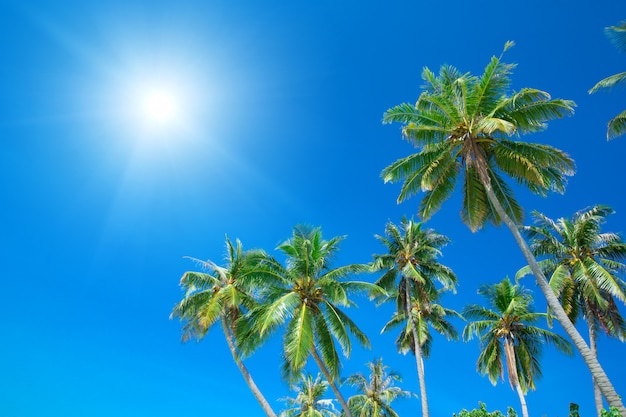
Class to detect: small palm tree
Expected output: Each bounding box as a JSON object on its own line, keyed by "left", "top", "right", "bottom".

{"left": 463, "top": 278, "right": 572, "bottom": 417}
{"left": 589, "top": 22, "right": 626, "bottom": 139}
{"left": 170, "top": 237, "right": 278, "bottom": 417}
{"left": 345, "top": 358, "right": 414, "bottom": 417}
{"left": 372, "top": 218, "right": 458, "bottom": 417}
{"left": 381, "top": 43, "right": 626, "bottom": 414}
{"left": 239, "top": 225, "right": 381, "bottom": 417}
{"left": 517, "top": 205, "right": 626, "bottom": 416}
{"left": 279, "top": 373, "right": 340, "bottom": 417}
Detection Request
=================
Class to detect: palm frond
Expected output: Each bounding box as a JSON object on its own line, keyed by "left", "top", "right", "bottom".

{"left": 284, "top": 304, "right": 314, "bottom": 372}
{"left": 589, "top": 72, "right": 626, "bottom": 93}
{"left": 607, "top": 109, "right": 626, "bottom": 140}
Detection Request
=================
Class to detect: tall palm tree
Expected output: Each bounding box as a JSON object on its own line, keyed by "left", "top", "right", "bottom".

{"left": 170, "top": 237, "right": 278, "bottom": 417}
{"left": 238, "top": 225, "right": 381, "bottom": 417}
{"left": 463, "top": 278, "right": 573, "bottom": 417}
{"left": 279, "top": 373, "right": 340, "bottom": 417}
{"left": 589, "top": 22, "right": 626, "bottom": 139}
{"left": 372, "top": 218, "right": 458, "bottom": 417}
{"left": 345, "top": 358, "right": 414, "bottom": 417}
{"left": 381, "top": 43, "right": 626, "bottom": 414}
{"left": 517, "top": 205, "right": 626, "bottom": 416}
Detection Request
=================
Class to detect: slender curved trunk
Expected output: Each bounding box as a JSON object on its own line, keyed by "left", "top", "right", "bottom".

{"left": 221, "top": 317, "right": 278, "bottom": 417}
{"left": 514, "top": 382, "right": 529, "bottom": 417}
{"left": 588, "top": 319, "right": 604, "bottom": 417}
{"left": 311, "top": 348, "right": 353, "bottom": 417}
{"left": 483, "top": 185, "right": 626, "bottom": 416}
{"left": 504, "top": 339, "right": 529, "bottom": 417}
{"left": 405, "top": 279, "right": 429, "bottom": 417}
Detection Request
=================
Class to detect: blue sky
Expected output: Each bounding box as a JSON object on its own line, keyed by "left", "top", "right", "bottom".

{"left": 1, "top": 1, "right": 626, "bottom": 416}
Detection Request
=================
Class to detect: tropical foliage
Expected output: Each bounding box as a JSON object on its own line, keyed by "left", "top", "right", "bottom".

{"left": 345, "top": 358, "right": 413, "bottom": 417}
{"left": 463, "top": 278, "right": 572, "bottom": 417}
{"left": 453, "top": 402, "right": 517, "bottom": 417}
{"left": 380, "top": 43, "right": 626, "bottom": 414}
{"left": 517, "top": 205, "right": 626, "bottom": 415}
{"left": 279, "top": 373, "right": 340, "bottom": 417}
{"left": 372, "top": 218, "right": 459, "bottom": 417}
{"left": 589, "top": 21, "right": 626, "bottom": 139}
{"left": 237, "top": 225, "right": 381, "bottom": 417}
{"left": 170, "top": 237, "right": 278, "bottom": 417}
{"left": 170, "top": 35, "right": 626, "bottom": 417}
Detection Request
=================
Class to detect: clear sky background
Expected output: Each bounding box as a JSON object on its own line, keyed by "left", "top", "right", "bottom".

{"left": 1, "top": 1, "right": 626, "bottom": 416}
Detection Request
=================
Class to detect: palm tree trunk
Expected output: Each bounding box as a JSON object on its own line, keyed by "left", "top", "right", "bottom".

{"left": 221, "top": 317, "right": 278, "bottom": 417}
{"left": 505, "top": 339, "right": 529, "bottom": 417}
{"left": 483, "top": 185, "right": 626, "bottom": 416}
{"left": 405, "top": 279, "right": 429, "bottom": 417}
{"left": 311, "top": 347, "right": 353, "bottom": 417}
{"left": 588, "top": 319, "right": 604, "bottom": 417}
{"left": 514, "top": 382, "right": 529, "bottom": 417}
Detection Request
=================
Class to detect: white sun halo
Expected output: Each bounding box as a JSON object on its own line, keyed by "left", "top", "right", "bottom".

{"left": 137, "top": 86, "right": 182, "bottom": 128}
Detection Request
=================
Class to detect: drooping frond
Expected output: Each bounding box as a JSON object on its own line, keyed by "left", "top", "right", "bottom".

{"left": 607, "top": 109, "right": 626, "bottom": 140}
{"left": 284, "top": 304, "right": 314, "bottom": 373}
{"left": 589, "top": 72, "right": 626, "bottom": 93}
{"left": 493, "top": 139, "right": 575, "bottom": 195}
{"left": 497, "top": 89, "right": 575, "bottom": 134}
{"left": 606, "top": 22, "right": 626, "bottom": 52}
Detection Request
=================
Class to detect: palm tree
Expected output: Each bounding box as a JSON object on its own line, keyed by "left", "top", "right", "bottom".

{"left": 517, "top": 205, "right": 626, "bottom": 416}
{"left": 345, "top": 358, "right": 414, "bottom": 417}
{"left": 381, "top": 43, "right": 626, "bottom": 414}
{"left": 170, "top": 237, "right": 278, "bottom": 417}
{"left": 238, "top": 225, "right": 381, "bottom": 417}
{"left": 463, "top": 278, "right": 573, "bottom": 417}
{"left": 589, "top": 22, "right": 626, "bottom": 139}
{"left": 372, "top": 218, "right": 458, "bottom": 417}
{"left": 279, "top": 373, "right": 340, "bottom": 417}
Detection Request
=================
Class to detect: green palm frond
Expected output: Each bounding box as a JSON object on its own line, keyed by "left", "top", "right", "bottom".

{"left": 254, "top": 291, "right": 301, "bottom": 337}
{"left": 607, "top": 109, "right": 626, "bottom": 140}
{"left": 313, "top": 315, "right": 341, "bottom": 379}
{"left": 493, "top": 139, "right": 575, "bottom": 194}
{"left": 606, "top": 22, "right": 626, "bottom": 51}
{"left": 469, "top": 51, "right": 516, "bottom": 119}
{"left": 499, "top": 89, "right": 575, "bottom": 134}
{"left": 461, "top": 165, "right": 490, "bottom": 231}
{"left": 284, "top": 304, "right": 314, "bottom": 372}
{"left": 589, "top": 72, "right": 626, "bottom": 93}
{"left": 485, "top": 167, "right": 524, "bottom": 226}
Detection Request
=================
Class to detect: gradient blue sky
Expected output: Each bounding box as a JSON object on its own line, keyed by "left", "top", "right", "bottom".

{"left": 2, "top": 1, "right": 626, "bottom": 416}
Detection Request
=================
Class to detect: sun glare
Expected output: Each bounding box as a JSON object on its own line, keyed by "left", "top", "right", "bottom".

{"left": 138, "top": 87, "right": 181, "bottom": 127}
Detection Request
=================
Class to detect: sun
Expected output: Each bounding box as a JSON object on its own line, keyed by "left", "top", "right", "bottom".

{"left": 135, "top": 85, "right": 183, "bottom": 129}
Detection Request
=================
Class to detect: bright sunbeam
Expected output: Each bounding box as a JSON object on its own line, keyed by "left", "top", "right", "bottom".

{"left": 137, "top": 86, "right": 182, "bottom": 128}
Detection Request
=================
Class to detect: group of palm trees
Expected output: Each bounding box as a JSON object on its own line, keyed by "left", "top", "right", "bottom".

{"left": 171, "top": 27, "right": 626, "bottom": 417}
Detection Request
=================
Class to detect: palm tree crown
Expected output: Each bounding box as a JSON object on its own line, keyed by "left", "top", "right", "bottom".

{"left": 279, "top": 373, "right": 339, "bottom": 417}
{"left": 239, "top": 225, "right": 380, "bottom": 417}
{"left": 170, "top": 237, "right": 278, "bottom": 417}
{"left": 463, "top": 278, "right": 572, "bottom": 417}
{"left": 518, "top": 205, "right": 626, "bottom": 337}
{"left": 517, "top": 205, "right": 626, "bottom": 416}
{"left": 171, "top": 238, "right": 266, "bottom": 340}
{"left": 372, "top": 218, "right": 459, "bottom": 417}
{"left": 345, "top": 358, "right": 414, "bottom": 417}
{"left": 382, "top": 42, "right": 575, "bottom": 232}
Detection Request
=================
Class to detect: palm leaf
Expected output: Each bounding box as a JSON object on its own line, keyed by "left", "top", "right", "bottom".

{"left": 284, "top": 304, "right": 314, "bottom": 372}
{"left": 607, "top": 109, "right": 626, "bottom": 140}
{"left": 589, "top": 72, "right": 626, "bottom": 93}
